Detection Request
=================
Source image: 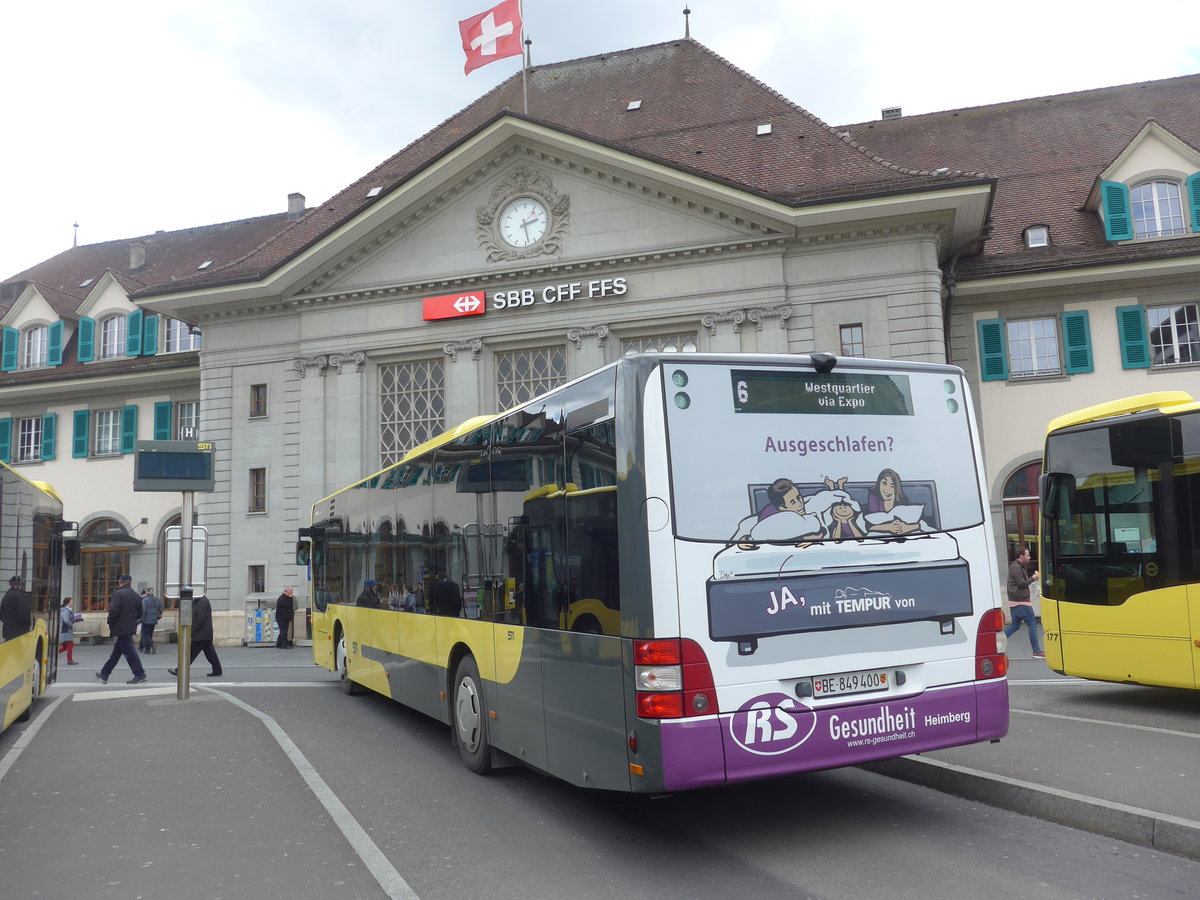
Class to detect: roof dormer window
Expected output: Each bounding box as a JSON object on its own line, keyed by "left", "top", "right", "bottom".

{"left": 1132, "top": 180, "right": 1185, "bottom": 238}
{"left": 1024, "top": 225, "right": 1050, "bottom": 248}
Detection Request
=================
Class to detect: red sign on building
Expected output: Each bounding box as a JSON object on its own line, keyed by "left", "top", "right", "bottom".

{"left": 423, "top": 291, "right": 487, "bottom": 321}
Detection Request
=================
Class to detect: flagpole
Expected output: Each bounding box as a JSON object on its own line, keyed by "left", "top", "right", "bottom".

{"left": 520, "top": 0, "right": 528, "bottom": 114}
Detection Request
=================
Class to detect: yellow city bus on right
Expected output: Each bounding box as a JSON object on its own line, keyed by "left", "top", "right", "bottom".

{"left": 1040, "top": 391, "right": 1200, "bottom": 690}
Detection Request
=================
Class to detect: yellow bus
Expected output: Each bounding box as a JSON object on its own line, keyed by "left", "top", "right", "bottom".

{"left": 302, "top": 354, "right": 1008, "bottom": 793}
{"left": 1040, "top": 391, "right": 1200, "bottom": 689}
{"left": 0, "top": 463, "right": 69, "bottom": 731}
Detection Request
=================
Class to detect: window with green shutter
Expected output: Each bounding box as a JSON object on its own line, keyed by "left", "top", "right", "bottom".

{"left": 126, "top": 310, "right": 143, "bottom": 356}
{"left": 142, "top": 314, "right": 158, "bottom": 356}
{"left": 1187, "top": 173, "right": 1200, "bottom": 233}
{"left": 1061, "top": 310, "right": 1094, "bottom": 374}
{"left": 78, "top": 317, "right": 96, "bottom": 362}
{"left": 1101, "top": 181, "right": 1133, "bottom": 241}
{"left": 0, "top": 418, "right": 11, "bottom": 464}
{"left": 48, "top": 321, "right": 64, "bottom": 366}
{"left": 154, "top": 401, "right": 172, "bottom": 440}
{"left": 1, "top": 327, "right": 17, "bottom": 372}
{"left": 976, "top": 319, "right": 1009, "bottom": 381}
{"left": 73, "top": 409, "right": 91, "bottom": 458}
{"left": 120, "top": 405, "right": 138, "bottom": 454}
{"left": 1116, "top": 305, "right": 1151, "bottom": 369}
{"left": 41, "top": 413, "right": 56, "bottom": 461}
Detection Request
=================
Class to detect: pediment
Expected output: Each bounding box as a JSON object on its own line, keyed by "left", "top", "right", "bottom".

{"left": 295, "top": 150, "right": 781, "bottom": 299}
{"left": 1090, "top": 122, "right": 1200, "bottom": 207}
{"left": 0, "top": 283, "right": 52, "bottom": 327}
{"left": 76, "top": 271, "right": 136, "bottom": 319}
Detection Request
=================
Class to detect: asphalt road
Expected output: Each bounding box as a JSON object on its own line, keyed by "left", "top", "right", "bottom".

{"left": 0, "top": 645, "right": 1195, "bottom": 899}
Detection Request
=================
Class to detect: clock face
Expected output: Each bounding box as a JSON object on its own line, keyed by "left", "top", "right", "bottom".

{"left": 498, "top": 197, "right": 549, "bottom": 248}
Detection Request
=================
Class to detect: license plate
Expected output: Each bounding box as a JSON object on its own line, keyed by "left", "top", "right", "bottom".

{"left": 811, "top": 668, "right": 890, "bottom": 698}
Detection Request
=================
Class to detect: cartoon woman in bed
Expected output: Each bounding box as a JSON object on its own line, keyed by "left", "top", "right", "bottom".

{"left": 865, "top": 468, "right": 924, "bottom": 535}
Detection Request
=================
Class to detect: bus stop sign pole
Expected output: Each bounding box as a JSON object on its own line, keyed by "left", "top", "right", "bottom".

{"left": 177, "top": 490, "right": 194, "bottom": 700}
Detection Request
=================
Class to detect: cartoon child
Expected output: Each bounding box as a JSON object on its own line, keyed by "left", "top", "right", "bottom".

{"left": 824, "top": 492, "right": 866, "bottom": 539}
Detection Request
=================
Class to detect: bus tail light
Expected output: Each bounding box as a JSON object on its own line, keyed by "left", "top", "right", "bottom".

{"left": 975, "top": 608, "right": 1008, "bottom": 680}
{"left": 634, "top": 639, "right": 716, "bottom": 719}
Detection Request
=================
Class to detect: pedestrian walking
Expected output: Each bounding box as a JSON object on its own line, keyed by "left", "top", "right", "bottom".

{"left": 1005, "top": 547, "right": 1043, "bottom": 658}
{"left": 95, "top": 575, "right": 148, "bottom": 684}
{"left": 275, "top": 586, "right": 295, "bottom": 649}
{"left": 138, "top": 587, "right": 164, "bottom": 653}
{"left": 59, "top": 596, "right": 82, "bottom": 664}
{"left": 168, "top": 594, "right": 222, "bottom": 678}
{"left": 0, "top": 575, "right": 32, "bottom": 641}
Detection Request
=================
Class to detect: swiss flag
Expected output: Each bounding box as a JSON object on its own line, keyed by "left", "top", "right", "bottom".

{"left": 459, "top": 0, "right": 523, "bottom": 75}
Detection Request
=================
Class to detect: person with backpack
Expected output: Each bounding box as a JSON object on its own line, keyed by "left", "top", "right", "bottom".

{"left": 139, "top": 588, "right": 164, "bottom": 653}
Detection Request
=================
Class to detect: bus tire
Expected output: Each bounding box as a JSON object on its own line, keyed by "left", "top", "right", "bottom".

{"left": 336, "top": 632, "right": 362, "bottom": 696}
{"left": 453, "top": 656, "right": 492, "bottom": 774}
{"left": 16, "top": 654, "right": 42, "bottom": 723}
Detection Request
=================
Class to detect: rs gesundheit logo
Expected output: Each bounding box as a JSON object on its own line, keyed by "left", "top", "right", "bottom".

{"left": 730, "top": 692, "right": 816, "bottom": 756}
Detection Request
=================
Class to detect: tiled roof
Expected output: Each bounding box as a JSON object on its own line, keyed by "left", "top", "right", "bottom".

{"left": 142, "top": 39, "right": 984, "bottom": 295}
{"left": 837, "top": 73, "right": 1200, "bottom": 278}
{"left": 2, "top": 212, "right": 294, "bottom": 310}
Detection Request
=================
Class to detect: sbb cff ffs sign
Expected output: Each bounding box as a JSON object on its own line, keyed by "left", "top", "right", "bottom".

{"left": 423, "top": 292, "right": 485, "bottom": 321}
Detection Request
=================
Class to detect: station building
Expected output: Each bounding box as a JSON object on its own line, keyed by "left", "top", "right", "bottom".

{"left": 3, "top": 38, "right": 1198, "bottom": 639}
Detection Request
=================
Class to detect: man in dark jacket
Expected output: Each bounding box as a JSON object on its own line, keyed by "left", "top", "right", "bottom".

{"left": 138, "top": 588, "right": 164, "bottom": 653}
{"left": 168, "top": 595, "right": 222, "bottom": 678}
{"left": 0, "top": 575, "right": 32, "bottom": 641}
{"left": 95, "top": 574, "right": 147, "bottom": 684}
{"left": 275, "top": 586, "right": 295, "bottom": 649}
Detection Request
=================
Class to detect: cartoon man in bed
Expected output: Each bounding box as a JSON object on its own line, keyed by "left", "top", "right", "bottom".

{"left": 737, "top": 475, "right": 851, "bottom": 548}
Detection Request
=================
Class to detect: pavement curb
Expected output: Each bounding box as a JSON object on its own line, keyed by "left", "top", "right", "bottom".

{"left": 862, "top": 755, "right": 1200, "bottom": 861}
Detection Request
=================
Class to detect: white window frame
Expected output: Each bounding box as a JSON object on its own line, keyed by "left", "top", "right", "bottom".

{"left": 839, "top": 323, "right": 865, "bottom": 357}
{"left": 176, "top": 401, "right": 200, "bottom": 439}
{"left": 94, "top": 408, "right": 122, "bottom": 456}
{"left": 16, "top": 417, "right": 42, "bottom": 462}
{"left": 1148, "top": 302, "right": 1200, "bottom": 367}
{"left": 99, "top": 315, "right": 126, "bottom": 360}
{"left": 1006, "top": 317, "right": 1062, "bottom": 378}
{"left": 22, "top": 325, "right": 48, "bottom": 369}
{"left": 1131, "top": 180, "right": 1185, "bottom": 239}
{"left": 165, "top": 318, "right": 202, "bottom": 352}
{"left": 1024, "top": 225, "right": 1050, "bottom": 248}
{"left": 249, "top": 467, "right": 267, "bottom": 513}
{"left": 380, "top": 360, "right": 445, "bottom": 467}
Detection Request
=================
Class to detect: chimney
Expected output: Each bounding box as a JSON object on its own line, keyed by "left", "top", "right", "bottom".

{"left": 288, "top": 192, "right": 305, "bottom": 220}
{"left": 129, "top": 241, "right": 146, "bottom": 270}
{"left": 881, "top": 106, "right": 902, "bottom": 120}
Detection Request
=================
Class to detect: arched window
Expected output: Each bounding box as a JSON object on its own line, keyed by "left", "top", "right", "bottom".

{"left": 1131, "top": 181, "right": 1185, "bottom": 238}
{"left": 1003, "top": 461, "right": 1042, "bottom": 567}
{"left": 99, "top": 315, "right": 127, "bottom": 359}
{"left": 22, "top": 324, "right": 48, "bottom": 368}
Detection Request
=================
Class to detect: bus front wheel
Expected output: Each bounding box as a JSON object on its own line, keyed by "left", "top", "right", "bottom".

{"left": 453, "top": 656, "right": 492, "bottom": 774}
{"left": 16, "top": 654, "right": 42, "bottom": 723}
{"left": 336, "top": 633, "right": 362, "bottom": 696}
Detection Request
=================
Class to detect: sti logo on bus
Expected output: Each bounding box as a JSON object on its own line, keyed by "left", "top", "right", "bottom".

{"left": 730, "top": 693, "right": 816, "bottom": 756}
{"left": 423, "top": 292, "right": 486, "bottom": 321}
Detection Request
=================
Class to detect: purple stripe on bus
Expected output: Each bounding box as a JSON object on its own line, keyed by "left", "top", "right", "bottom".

{"left": 660, "top": 680, "right": 1009, "bottom": 792}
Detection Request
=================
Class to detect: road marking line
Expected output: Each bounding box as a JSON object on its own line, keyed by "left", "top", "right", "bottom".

{"left": 0, "top": 695, "right": 66, "bottom": 784}
{"left": 203, "top": 686, "right": 419, "bottom": 900}
{"left": 1012, "top": 707, "right": 1200, "bottom": 740}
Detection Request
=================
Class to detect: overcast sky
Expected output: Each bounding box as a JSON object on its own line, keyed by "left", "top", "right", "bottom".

{"left": 3, "top": 0, "right": 1198, "bottom": 278}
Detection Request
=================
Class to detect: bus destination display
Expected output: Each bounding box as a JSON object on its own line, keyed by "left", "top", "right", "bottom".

{"left": 732, "top": 371, "right": 914, "bottom": 416}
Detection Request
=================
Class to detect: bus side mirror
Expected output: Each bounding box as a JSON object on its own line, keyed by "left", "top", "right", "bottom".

{"left": 296, "top": 542, "right": 310, "bottom": 566}
{"left": 64, "top": 538, "right": 81, "bottom": 566}
{"left": 1039, "top": 472, "right": 1074, "bottom": 520}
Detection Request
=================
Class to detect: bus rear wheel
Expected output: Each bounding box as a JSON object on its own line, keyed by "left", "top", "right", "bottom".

{"left": 336, "top": 633, "right": 362, "bottom": 695}
{"left": 16, "top": 654, "right": 42, "bottom": 723}
{"left": 453, "top": 656, "right": 492, "bottom": 774}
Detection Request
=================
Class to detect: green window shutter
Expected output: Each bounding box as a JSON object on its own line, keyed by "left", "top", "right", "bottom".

{"left": 72, "top": 409, "right": 91, "bottom": 458}
{"left": 1187, "top": 173, "right": 1200, "bottom": 233}
{"left": 976, "top": 318, "right": 1009, "bottom": 381}
{"left": 142, "top": 314, "right": 158, "bottom": 356}
{"left": 78, "top": 317, "right": 96, "bottom": 362}
{"left": 1061, "top": 310, "right": 1094, "bottom": 374}
{"left": 1116, "top": 305, "right": 1150, "bottom": 369}
{"left": 1101, "top": 181, "right": 1133, "bottom": 241}
{"left": 0, "top": 418, "right": 10, "bottom": 464}
{"left": 121, "top": 405, "right": 138, "bottom": 454}
{"left": 41, "top": 413, "right": 57, "bottom": 460}
{"left": 126, "top": 310, "right": 143, "bottom": 356}
{"left": 1, "top": 327, "right": 17, "bottom": 371}
{"left": 48, "top": 321, "right": 64, "bottom": 366}
{"left": 154, "top": 401, "right": 172, "bottom": 440}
